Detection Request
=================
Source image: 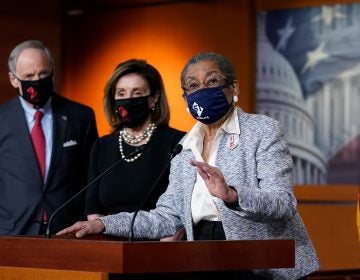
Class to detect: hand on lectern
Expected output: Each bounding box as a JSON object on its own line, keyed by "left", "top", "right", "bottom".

{"left": 56, "top": 219, "right": 105, "bottom": 238}
{"left": 160, "top": 227, "right": 186, "bottom": 241}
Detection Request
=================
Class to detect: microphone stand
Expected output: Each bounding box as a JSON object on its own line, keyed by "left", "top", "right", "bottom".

{"left": 45, "top": 146, "right": 145, "bottom": 238}
{"left": 128, "top": 144, "right": 182, "bottom": 242}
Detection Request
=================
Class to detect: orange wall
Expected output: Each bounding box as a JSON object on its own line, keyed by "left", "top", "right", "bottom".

{"left": 295, "top": 186, "right": 360, "bottom": 271}
{"left": 62, "top": 0, "right": 255, "bottom": 136}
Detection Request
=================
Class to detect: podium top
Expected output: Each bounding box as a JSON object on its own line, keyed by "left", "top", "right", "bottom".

{"left": 0, "top": 235, "right": 294, "bottom": 274}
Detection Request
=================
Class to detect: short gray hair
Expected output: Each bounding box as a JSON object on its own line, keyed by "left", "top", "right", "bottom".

{"left": 180, "top": 52, "right": 237, "bottom": 87}
{"left": 8, "top": 40, "right": 54, "bottom": 74}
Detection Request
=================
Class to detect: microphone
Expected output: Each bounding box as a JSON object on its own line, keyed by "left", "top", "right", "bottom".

{"left": 45, "top": 145, "right": 146, "bottom": 239}
{"left": 128, "top": 143, "right": 183, "bottom": 242}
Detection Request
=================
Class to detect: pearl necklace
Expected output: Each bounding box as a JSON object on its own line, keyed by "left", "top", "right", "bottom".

{"left": 118, "top": 123, "right": 157, "bottom": 163}
{"left": 121, "top": 123, "right": 157, "bottom": 145}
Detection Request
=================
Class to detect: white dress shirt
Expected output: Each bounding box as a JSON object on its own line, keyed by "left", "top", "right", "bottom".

{"left": 182, "top": 107, "right": 240, "bottom": 224}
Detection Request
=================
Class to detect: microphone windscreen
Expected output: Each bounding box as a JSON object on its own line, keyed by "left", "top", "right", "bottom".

{"left": 172, "top": 144, "right": 183, "bottom": 156}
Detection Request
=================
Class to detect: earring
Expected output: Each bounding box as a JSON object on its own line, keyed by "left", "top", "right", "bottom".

{"left": 151, "top": 107, "right": 155, "bottom": 111}
{"left": 233, "top": 95, "right": 238, "bottom": 103}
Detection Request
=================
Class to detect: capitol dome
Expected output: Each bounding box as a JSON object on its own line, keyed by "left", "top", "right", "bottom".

{"left": 256, "top": 13, "right": 327, "bottom": 184}
{"left": 256, "top": 13, "right": 304, "bottom": 105}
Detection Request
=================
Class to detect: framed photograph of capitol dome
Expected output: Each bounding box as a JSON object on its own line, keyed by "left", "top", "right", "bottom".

{"left": 256, "top": 1, "right": 360, "bottom": 185}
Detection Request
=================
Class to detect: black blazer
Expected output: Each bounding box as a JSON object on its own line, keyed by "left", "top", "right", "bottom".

{"left": 0, "top": 94, "right": 98, "bottom": 235}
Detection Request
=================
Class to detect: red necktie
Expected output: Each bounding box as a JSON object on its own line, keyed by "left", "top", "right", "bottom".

{"left": 31, "top": 110, "right": 46, "bottom": 179}
{"left": 31, "top": 110, "right": 47, "bottom": 223}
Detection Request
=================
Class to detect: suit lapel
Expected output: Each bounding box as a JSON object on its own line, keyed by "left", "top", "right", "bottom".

{"left": 182, "top": 151, "right": 197, "bottom": 229}
{"left": 45, "top": 98, "right": 67, "bottom": 189}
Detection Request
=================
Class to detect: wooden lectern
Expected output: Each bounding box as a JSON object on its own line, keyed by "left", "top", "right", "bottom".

{"left": 0, "top": 235, "right": 294, "bottom": 280}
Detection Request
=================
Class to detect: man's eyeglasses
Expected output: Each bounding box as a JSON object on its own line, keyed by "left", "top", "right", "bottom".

{"left": 182, "top": 74, "right": 229, "bottom": 95}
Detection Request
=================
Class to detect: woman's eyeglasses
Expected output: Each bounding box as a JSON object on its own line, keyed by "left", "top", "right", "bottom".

{"left": 182, "top": 74, "right": 229, "bottom": 95}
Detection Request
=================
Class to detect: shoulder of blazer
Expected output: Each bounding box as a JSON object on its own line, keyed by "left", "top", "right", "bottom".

{"left": 236, "top": 107, "right": 280, "bottom": 131}
{"left": 0, "top": 97, "right": 23, "bottom": 117}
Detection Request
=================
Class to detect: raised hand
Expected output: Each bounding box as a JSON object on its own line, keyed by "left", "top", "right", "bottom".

{"left": 190, "top": 160, "right": 238, "bottom": 203}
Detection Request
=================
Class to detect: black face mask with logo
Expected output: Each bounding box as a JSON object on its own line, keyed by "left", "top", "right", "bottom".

{"left": 16, "top": 74, "right": 54, "bottom": 108}
{"left": 114, "top": 95, "right": 150, "bottom": 128}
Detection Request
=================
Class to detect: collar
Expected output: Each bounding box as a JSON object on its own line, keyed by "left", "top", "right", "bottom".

{"left": 182, "top": 106, "right": 240, "bottom": 151}
{"left": 19, "top": 96, "right": 52, "bottom": 122}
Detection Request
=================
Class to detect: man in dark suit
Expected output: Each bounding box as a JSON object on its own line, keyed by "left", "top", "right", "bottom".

{"left": 0, "top": 40, "right": 98, "bottom": 235}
